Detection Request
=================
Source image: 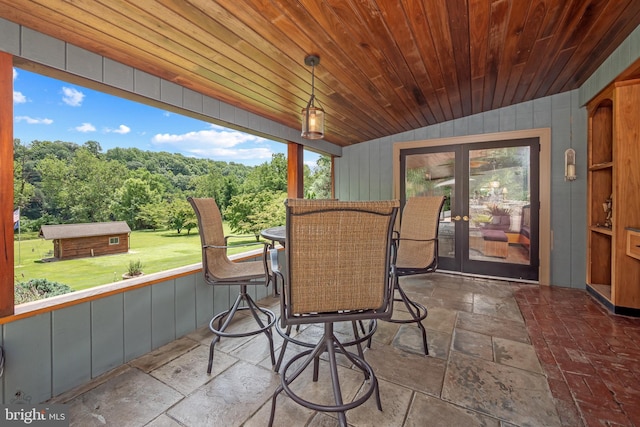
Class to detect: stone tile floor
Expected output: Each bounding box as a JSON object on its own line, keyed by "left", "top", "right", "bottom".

{"left": 51, "top": 273, "right": 640, "bottom": 426}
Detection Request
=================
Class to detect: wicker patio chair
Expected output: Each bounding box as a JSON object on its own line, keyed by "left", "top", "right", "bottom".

{"left": 268, "top": 199, "right": 399, "bottom": 427}
{"left": 389, "top": 196, "right": 446, "bottom": 355}
{"left": 188, "top": 197, "right": 276, "bottom": 374}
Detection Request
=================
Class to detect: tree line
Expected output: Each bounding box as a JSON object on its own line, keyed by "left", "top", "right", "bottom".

{"left": 13, "top": 139, "right": 331, "bottom": 236}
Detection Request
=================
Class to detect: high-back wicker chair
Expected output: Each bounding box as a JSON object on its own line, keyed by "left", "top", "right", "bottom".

{"left": 390, "top": 196, "right": 446, "bottom": 355}
{"left": 268, "top": 199, "right": 399, "bottom": 427}
{"left": 188, "top": 197, "right": 276, "bottom": 373}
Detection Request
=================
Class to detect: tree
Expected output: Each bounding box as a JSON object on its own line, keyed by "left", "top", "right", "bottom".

{"left": 136, "top": 202, "right": 168, "bottom": 230}
{"left": 14, "top": 139, "right": 45, "bottom": 219}
{"left": 111, "top": 178, "right": 161, "bottom": 228}
{"left": 225, "top": 190, "right": 287, "bottom": 237}
{"left": 242, "top": 153, "right": 287, "bottom": 193}
{"left": 167, "top": 199, "right": 197, "bottom": 234}
{"left": 67, "top": 149, "right": 129, "bottom": 222}
{"left": 37, "top": 155, "right": 72, "bottom": 219}
{"left": 35, "top": 147, "right": 130, "bottom": 223}
{"left": 307, "top": 155, "right": 332, "bottom": 199}
{"left": 82, "top": 140, "right": 102, "bottom": 157}
{"left": 13, "top": 159, "right": 35, "bottom": 209}
{"left": 29, "top": 140, "right": 78, "bottom": 162}
{"left": 192, "top": 167, "right": 227, "bottom": 206}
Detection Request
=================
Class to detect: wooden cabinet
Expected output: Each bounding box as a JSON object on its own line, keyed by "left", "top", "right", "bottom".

{"left": 586, "top": 80, "right": 640, "bottom": 315}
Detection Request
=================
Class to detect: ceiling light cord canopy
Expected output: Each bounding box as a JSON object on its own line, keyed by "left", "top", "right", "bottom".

{"left": 301, "top": 55, "right": 325, "bottom": 140}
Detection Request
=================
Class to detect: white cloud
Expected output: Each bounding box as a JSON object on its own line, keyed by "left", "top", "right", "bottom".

{"left": 151, "top": 125, "right": 273, "bottom": 161}
{"left": 12, "top": 68, "right": 27, "bottom": 103}
{"left": 13, "top": 92, "right": 27, "bottom": 103}
{"left": 13, "top": 90, "right": 27, "bottom": 104}
{"left": 152, "top": 126, "right": 261, "bottom": 148}
{"left": 62, "top": 87, "right": 85, "bottom": 107}
{"left": 107, "top": 124, "right": 131, "bottom": 134}
{"left": 75, "top": 122, "right": 96, "bottom": 132}
{"left": 189, "top": 146, "right": 273, "bottom": 160}
{"left": 15, "top": 116, "right": 53, "bottom": 125}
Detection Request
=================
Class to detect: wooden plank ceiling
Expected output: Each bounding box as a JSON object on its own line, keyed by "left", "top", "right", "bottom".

{"left": 2, "top": 0, "right": 640, "bottom": 148}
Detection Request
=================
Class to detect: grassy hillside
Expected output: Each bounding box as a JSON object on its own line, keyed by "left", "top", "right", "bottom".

{"left": 13, "top": 226, "right": 263, "bottom": 290}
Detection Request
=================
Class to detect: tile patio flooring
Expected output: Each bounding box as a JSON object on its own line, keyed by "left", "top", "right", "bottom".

{"left": 51, "top": 273, "right": 640, "bottom": 426}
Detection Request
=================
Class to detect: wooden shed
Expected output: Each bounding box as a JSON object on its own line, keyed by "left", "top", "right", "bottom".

{"left": 39, "top": 222, "right": 131, "bottom": 260}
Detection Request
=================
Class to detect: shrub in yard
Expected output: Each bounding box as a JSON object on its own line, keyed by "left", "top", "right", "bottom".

{"left": 127, "top": 259, "right": 144, "bottom": 276}
{"left": 15, "top": 278, "right": 75, "bottom": 304}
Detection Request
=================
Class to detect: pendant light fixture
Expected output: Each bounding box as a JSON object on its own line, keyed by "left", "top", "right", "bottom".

{"left": 301, "top": 55, "right": 325, "bottom": 139}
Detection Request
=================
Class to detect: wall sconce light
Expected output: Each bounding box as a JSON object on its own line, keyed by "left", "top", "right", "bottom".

{"left": 301, "top": 55, "right": 325, "bottom": 140}
{"left": 565, "top": 148, "right": 576, "bottom": 181}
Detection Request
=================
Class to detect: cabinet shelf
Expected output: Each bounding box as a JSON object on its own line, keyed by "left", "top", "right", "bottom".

{"left": 589, "top": 162, "right": 613, "bottom": 171}
{"left": 588, "top": 283, "right": 612, "bottom": 300}
{"left": 589, "top": 226, "right": 613, "bottom": 236}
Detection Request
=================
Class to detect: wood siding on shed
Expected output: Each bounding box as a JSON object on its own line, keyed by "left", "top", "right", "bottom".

{"left": 55, "top": 233, "right": 129, "bottom": 260}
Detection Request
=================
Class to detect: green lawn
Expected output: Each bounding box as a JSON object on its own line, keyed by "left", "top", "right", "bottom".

{"left": 13, "top": 226, "right": 264, "bottom": 291}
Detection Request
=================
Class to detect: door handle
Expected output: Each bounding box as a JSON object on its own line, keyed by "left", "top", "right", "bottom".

{"left": 463, "top": 215, "right": 469, "bottom": 221}
{"left": 452, "top": 215, "right": 462, "bottom": 221}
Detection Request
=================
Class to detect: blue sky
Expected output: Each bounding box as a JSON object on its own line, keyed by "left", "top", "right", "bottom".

{"left": 13, "top": 68, "right": 319, "bottom": 167}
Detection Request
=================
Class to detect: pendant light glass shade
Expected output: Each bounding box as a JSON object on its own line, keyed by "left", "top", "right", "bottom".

{"left": 301, "top": 55, "right": 325, "bottom": 140}
{"left": 301, "top": 104, "right": 325, "bottom": 139}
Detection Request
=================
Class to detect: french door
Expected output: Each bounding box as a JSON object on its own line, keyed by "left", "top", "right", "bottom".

{"left": 400, "top": 138, "right": 539, "bottom": 281}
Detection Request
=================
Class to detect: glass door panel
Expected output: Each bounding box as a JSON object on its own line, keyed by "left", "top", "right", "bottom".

{"left": 468, "top": 146, "right": 531, "bottom": 265}
{"left": 401, "top": 147, "right": 458, "bottom": 270}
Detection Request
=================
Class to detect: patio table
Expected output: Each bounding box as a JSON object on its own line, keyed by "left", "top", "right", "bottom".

{"left": 260, "top": 225, "right": 286, "bottom": 245}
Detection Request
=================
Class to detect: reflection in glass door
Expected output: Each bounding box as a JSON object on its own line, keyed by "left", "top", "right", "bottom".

{"left": 400, "top": 139, "right": 538, "bottom": 281}
{"left": 401, "top": 147, "right": 457, "bottom": 266}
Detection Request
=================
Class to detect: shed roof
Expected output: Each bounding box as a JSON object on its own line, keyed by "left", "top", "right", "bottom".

{"left": 39, "top": 222, "right": 131, "bottom": 240}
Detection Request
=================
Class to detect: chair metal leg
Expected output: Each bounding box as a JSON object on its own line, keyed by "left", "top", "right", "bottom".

{"left": 245, "top": 293, "right": 276, "bottom": 366}
{"left": 395, "top": 284, "right": 429, "bottom": 355}
{"left": 350, "top": 321, "right": 372, "bottom": 380}
{"left": 324, "top": 330, "right": 347, "bottom": 426}
{"left": 268, "top": 322, "right": 381, "bottom": 427}
{"left": 269, "top": 332, "right": 328, "bottom": 427}
{"left": 274, "top": 325, "right": 292, "bottom": 372}
{"left": 207, "top": 337, "right": 219, "bottom": 374}
{"left": 351, "top": 321, "right": 365, "bottom": 359}
{"left": 208, "top": 292, "right": 244, "bottom": 373}
{"left": 207, "top": 285, "right": 276, "bottom": 373}
{"left": 380, "top": 283, "right": 429, "bottom": 355}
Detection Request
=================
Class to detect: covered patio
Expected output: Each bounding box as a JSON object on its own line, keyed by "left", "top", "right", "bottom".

{"left": 3, "top": 2, "right": 640, "bottom": 426}
{"left": 49, "top": 273, "right": 640, "bottom": 426}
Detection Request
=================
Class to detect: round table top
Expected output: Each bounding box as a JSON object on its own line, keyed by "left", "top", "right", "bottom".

{"left": 261, "top": 225, "right": 286, "bottom": 243}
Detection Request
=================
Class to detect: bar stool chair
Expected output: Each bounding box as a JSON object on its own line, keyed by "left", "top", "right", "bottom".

{"left": 263, "top": 221, "right": 375, "bottom": 371}
{"left": 188, "top": 197, "right": 276, "bottom": 373}
{"left": 389, "top": 196, "right": 446, "bottom": 355}
{"left": 268, "top": 199, "right": 398, "bottom": 427}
